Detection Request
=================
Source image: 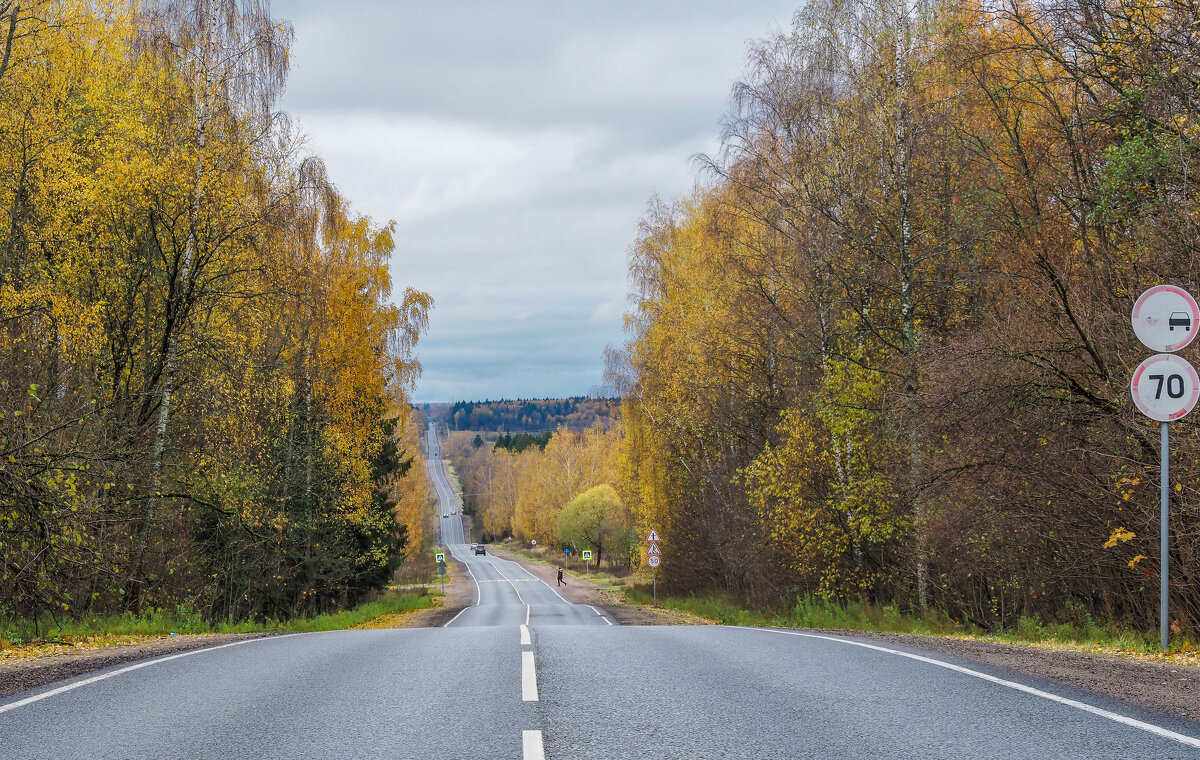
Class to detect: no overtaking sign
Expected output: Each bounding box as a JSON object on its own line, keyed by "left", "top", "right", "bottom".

{"left": 1129, "top": 285, "right": 1199, "bottom": 651}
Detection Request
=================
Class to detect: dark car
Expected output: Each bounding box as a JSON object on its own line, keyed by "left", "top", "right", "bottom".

{"left": 474, "top": 544, "right": 486, "bottom": 555}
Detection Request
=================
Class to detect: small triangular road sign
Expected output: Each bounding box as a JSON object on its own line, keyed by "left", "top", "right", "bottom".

{"left": 647, "top": 543, "right": 662, "bottom": 556}
{"left": 646, "top": 529, "right": 661, "bottom": 542}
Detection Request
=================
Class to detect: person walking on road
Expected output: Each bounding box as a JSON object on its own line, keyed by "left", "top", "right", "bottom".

{"left": 557, "top": 567, "right": 564, "bottom": 586}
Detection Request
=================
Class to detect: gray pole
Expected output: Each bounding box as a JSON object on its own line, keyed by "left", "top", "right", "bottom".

{"left": 1161, "top": 421, "right": 1170, "bottom": 651}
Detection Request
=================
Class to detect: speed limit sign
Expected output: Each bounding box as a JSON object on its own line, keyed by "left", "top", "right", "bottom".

{"left": 647, "top": 555, "right": 660, "bottom": 568}
{"left": 1131, "top": 353, "right": 1200, "bottom": 422}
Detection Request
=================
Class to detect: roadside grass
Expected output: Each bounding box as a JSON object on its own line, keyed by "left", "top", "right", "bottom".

{"left": 622, "top": 589, "right": 1200, "bottom": 666}
{"left": 500, "top": 542, "right": 633, "bottom": 593}
{"left": 0, "top": 588, "right": 438, "bottom": 653}
{"left": 453, "top": 535, "right": 1200, "bottom": 666}
{"left": 444, "top": 462, "right": 462, "bottom": 494}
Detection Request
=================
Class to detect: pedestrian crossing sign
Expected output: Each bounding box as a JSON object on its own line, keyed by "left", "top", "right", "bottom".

{"left": 582, "top": 550, "right": 592, "bottom": 560}
{"left": 435, "top": 552, "right": 445, "bottom": 563}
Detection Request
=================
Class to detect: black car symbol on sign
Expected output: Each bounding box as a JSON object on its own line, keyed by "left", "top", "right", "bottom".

{"left": 1169, "top": 312, "right": 1192, "bottom": 332}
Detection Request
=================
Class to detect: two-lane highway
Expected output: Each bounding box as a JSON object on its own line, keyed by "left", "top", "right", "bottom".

{"left": 426, "top": 423, "right": 611, "bottom": 630}
{"left": 2, "top": 426, "right": 1199, "bottom": 758}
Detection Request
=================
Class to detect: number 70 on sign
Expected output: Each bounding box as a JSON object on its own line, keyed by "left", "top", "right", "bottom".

{"left": 1131, "top": 353, "right": 1200, "bottom": 422}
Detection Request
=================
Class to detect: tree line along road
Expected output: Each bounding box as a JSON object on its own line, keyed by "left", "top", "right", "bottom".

{"left": 0, "top": 426, "right": 1196, "bottom": 758}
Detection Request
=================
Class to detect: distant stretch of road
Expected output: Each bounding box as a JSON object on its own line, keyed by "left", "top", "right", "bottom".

{"left": 426, "top": 423, "right": 611, "bottom": 629}
{"left": 1, "top": 425, "right": 1197, "bottom": 759}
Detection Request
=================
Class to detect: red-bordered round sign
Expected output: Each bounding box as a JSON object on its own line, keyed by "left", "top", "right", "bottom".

{"left": 1132, "top": 285, "right": 1199, "bottom": 352}
{"left": 1131, "top": 353, "right": 1200, "bottom": 422}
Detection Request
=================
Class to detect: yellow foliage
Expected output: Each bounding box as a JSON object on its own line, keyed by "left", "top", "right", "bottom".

{"left": 1103, "top": 527, "right": 1137, "bottom": 549}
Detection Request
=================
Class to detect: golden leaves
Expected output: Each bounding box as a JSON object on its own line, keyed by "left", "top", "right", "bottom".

{"left": 1103, "top": 527, "right": 1136, "bottom": 549}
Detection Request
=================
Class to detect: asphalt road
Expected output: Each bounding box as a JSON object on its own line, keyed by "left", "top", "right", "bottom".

{"left": 2, "top": 427, "right": 1198, "bottom": 758}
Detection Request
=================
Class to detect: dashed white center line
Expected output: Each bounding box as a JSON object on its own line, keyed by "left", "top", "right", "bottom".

{"left": 520, "top": 624, "right": 531, "bottom": 645}
{"left": 522, "top": 650, "right": 539, "bottom": 701}
{"left": 522, "top": 729, "right": 545, "bottom": 760}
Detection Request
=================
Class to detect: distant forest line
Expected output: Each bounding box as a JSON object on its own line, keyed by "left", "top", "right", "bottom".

{"left": 422, "top": 397, "right": 618, "bottom": 433}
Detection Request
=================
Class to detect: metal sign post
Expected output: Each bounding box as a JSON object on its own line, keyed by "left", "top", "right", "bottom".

{"left": 1161, "top": 422, "right": 1169, "bottom": 651}
{"left": 1130, "top": 286, "right": 1200, "bottom": 650}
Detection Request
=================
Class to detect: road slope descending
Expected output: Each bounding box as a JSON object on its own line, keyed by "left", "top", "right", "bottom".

{"left": 0, "top": 426, "right": 1196, "bottom": 759}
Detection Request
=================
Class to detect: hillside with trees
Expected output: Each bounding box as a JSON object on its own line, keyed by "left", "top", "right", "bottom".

{"left": 0, "top": 0, "right": 432, "bottom": 629}
{"left": 609, "top": 0, "right": 1200, "bottom": 638}
{"left": 424, "top": 397, "right": 617, "bottom": 433}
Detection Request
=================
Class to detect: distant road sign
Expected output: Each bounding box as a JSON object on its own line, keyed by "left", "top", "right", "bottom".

{"left": 647, "top": 556, "right": 660, "bottom": 568}
{"left": 1132, "top": 285, "right": 1199, "bottom": 352}
{"left": 646, "top": 529, "right": 660, "bottom": 542}
{"left": 435, "top": 552, "right": 445, "bottom": 563}
{"left": 581, "top": 550, "right": 592, "bottom": 560}
{"left": 647, "top": 543, "right": 661, "bottom": 556}
{"left": 1131, "top": 353, "right": 1200, "bottom": 422}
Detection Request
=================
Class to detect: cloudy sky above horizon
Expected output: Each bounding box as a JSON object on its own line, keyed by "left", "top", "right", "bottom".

{"left": 270, "top": 1, "right": 800, "bottom": 403}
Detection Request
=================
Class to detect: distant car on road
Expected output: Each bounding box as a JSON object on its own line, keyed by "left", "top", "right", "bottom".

{"left": 451, "top": 509, "right": 457, "bottom": 515}
{"left": 474, "top": 544, "right": 486, "bottom": 555}
{"left": 442, "top": 513, "right": 448, "bottom": 518}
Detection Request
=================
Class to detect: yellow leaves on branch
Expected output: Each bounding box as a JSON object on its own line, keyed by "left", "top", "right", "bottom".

{"left": 1103, "top": 527, "right": 1136, "bottom": 549}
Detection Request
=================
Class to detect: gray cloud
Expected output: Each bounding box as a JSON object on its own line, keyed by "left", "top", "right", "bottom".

{"left": 270, "top": 0, "right": 799, "bottom": 402}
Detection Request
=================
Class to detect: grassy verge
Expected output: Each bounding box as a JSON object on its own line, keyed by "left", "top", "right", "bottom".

{"left": 468, "top": 538, "right": 1200, "bottom": 665}
{"left": 0, "top": 589, "right": 438, "bottom": 651}
{"left": 623, "top": 589, "right": 1200, "bottom": 665}
{"left": 500, "top": 542, "right": 633, "bottom": 592}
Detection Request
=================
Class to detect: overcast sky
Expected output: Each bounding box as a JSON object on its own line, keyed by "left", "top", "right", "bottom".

{"left": 270, "top": 1, "right": 800, "bottom": 403}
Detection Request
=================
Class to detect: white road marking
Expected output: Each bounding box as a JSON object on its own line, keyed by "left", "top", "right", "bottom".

{"left": 441, "top": 605, "right": 470, "bottom": 628}
{"left": 586, "top": 605, "right": 613, "bottom": 625}
{"left": 522, "top": 729, "right": 545, "bottom": 760}
{"left": 520, "top": 624, "right": 531, "bottom": 645}
{"left": 510, "top": 560, "right": 574, "bottom": 605}
{"left": 461, "top": 551, "right": 482, "bottom": 606}
{"left": 0, "top": 634, "right": 303, "bottom": 714}
{"left": 525, "top": 603, "right": 531, "bottom": 626}
{"left": 522, "top": 650, "right": 539, "bottom": 701}
{"left": 751, "top": 628, "right": 1200, "bottom": 749}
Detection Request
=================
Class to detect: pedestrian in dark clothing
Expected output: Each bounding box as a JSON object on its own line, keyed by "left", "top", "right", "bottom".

{"left": 557, "top": 567, "right": 564, "bottom": 586}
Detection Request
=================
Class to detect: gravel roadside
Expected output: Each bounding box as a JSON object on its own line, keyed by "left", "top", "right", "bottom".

{"left": 0, "top": 633, "right": 275, "bottom": 700}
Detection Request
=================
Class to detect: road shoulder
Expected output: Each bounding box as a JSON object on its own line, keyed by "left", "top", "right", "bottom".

{"left": 0, "top": 633, "right": 275, "bottom": 700}
{"left": 831, "top": 629, "right": 1200, "bottom": 724}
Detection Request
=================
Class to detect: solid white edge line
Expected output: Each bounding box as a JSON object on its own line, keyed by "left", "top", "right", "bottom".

{"left": 747, "top": 627, "right": 1200, "bottom": 749}
{"left": 586, "top": 604, "right": 613, "bottom": 625}
{"left": 521, "top": 650, "right": 538, "bottom": 701}
{"left": 522, "top": 729, "right": 546, "bottom": 760}
{"left": 442, "top": 605, "right": 470, "bottom": 628}
{"left": 525, "top": 603, "right": 531, "bottom": 626}
{"left": 0, "top": 633, "right": 304, "bottom": 715}
{"left": 462, "top": 557, "right": 482, "bottom": 606}
{"left": 520, "top": 624, "right": 531, "bottom": 645}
